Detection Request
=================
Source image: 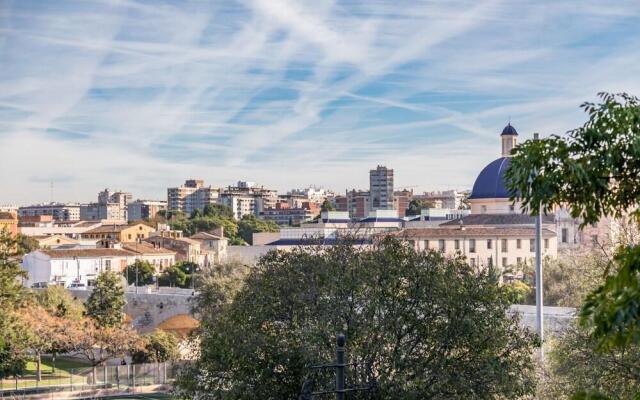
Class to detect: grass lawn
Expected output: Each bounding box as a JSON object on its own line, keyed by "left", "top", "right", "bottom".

{"left": 0, "top": 356, "right": 91, "bottom": 389}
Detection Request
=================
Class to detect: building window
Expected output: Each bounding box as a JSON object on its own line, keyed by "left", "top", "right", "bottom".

{"left": 128, "top": 234, "right": 132, "bottom": 240}
{"left": 502, "top": 257, "right": 508, "bottom": 267}
{"left": 488, "top": 256, "right": 493, "bottom": 267}
{"left": 423, "top": 240, "right": 429, "bottom": 250}
{"left": 501, "top": 239, "right": 508, "bottom": 252}
{"left": 470, "top": 258, "right": 476, "bottom": 267}
{"left": 561, "top": 228, "right": 568, "bottom": 243}
{"left": 516, "top": 239, "right": 521, "bottom": 249}
{"left": 454, "top": 239, "right": 460, "bottom": 250}
{"left": 530, "top": 239, "right": 535, "bottom": 252}
{"left": 487, "top": 239, "right": 492, "bottom": 250}
{"left": 591, "top": 235, "right": 598, "bottom": 245}
{"left": 469, "top": 239, "right": 476, "bottom": 253}
{"left": 105, "top": 260, "right": 111, "bottom": 271}
{"left": 517, "top": 257, "right": 522, "bottom": 265}
{"left": 544, "top": 238, "right": 549, "bottom": 250}
{"left": 439, "top": 239, "right": 445, "bottom": 252}
{"left": 481, "top": 205, "right": 487, "bottom": 214}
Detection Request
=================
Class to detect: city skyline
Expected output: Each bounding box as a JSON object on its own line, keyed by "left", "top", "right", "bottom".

{"left": 2, "top": 1, "right": 640, "bottom": 204}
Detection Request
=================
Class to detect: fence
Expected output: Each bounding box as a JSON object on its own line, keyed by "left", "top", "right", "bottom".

{"left": 0, "top": 362, "right": 181, "bottom": 398}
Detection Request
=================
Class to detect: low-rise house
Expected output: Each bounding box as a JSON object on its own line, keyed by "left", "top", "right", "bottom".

{"left": 81, "top": 222, "right": 155, "bottom": 242}
{"left": 120, "top": 242, "right": 176, "bottom": 272}
{"left": 189, "top": 231, "right": 228, "bottom": 265}
{"left": 31, "top": 235, "right": 81, "bottom": 249}
{"left": 145, "top": 235, "right": 202, "bottom": 265}
{"left": 22, "top": 248, "right": 136, "bottom": 287}
{"left": 19, "top": 220, "right": 102, "bottom": 239}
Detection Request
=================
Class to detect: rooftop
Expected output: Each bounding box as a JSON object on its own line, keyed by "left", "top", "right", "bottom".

{"left": 121, "top": 242, "right": 176, "bottom": 255}
{"left": 39, "top": 248, "right": 135, "bottom": 258}
{"left": 395, "top": 226, "right": 556, "bottom": 239}
{"left": 441, "top": 213, "right": 555, "bottom": 226}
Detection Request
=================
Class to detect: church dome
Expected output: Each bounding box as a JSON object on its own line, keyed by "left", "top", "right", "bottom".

{"left": 501, "top": 123, "right": 518, "bottom": 136}
{"left": 469, "top": 157, "right": 512, "bottom": 199}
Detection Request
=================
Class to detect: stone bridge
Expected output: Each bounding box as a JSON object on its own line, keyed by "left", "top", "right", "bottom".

{"left": 70, "top": 289, "right": 576, "bottom": 336}
{"left": 70, "top": 288, "right": 198, "bottom": 335}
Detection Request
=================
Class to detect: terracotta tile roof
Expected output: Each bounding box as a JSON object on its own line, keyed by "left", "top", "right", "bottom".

{"left": 84, "top": 223, "right": 153, "bottom": 234}
{"left": 121, "top": 242, "right": 176, "bottom": 255}
{"left": 190, "top": 232, "right": 224, "bottom": 240}
{"left": 39, "top": 248, "right": 135, "bottom": 258}
{"left": 394, "top": 227, "right": 556, "bottom": 239}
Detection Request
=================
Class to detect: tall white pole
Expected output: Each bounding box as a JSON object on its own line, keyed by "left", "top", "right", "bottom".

{"left": 532, "top": 132, "right": 544, "bottom": 360}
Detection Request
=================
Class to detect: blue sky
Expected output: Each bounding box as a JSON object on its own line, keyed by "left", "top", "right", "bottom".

{"left": 1, "top": 0, "right": 639, "bottom": 204}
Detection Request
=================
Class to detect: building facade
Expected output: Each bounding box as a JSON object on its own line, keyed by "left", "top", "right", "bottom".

{"left": 346, "top": 189, "right": 370, "bottom": 219}
{"left": 128, "top": 200, "right": 167, "bottom": 221}
{"left": 0, "top": 211, "right": 18, "bottom": 237}
{"left": 217, "top": 181, "right": 278, "bottom": 220}
{"left": 260, "top": 202, "right": 320, "bottom": 226}
{"left": 369, "top": 165, "right": 394, "bottom": 211}
{"left": 81, "top": 223, "right": 155, "bottom": 241}
{"left": 167, "top": 179, "right": 219, "bottom": 215}
{"left": 18, "top": 203, "right": 81, "bottom": 221}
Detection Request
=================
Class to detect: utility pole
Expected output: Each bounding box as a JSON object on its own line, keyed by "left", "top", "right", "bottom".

{"left": 335, "top": 334, "right": 345, "bottom": 400}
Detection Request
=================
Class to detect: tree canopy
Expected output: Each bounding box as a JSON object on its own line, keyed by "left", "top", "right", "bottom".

{"left": 178, "top": 238, "right": 537, "bottom": 399}
{"left": 85, "top": 271, "right": 126, "bottom": 328}
{"left": 505, "top": 92, "right": 640, "bottom": 351}
{"left": 124, "top": 260, "right": 156, "bottom": 286}
{"left": 405, "top": 199, "right": 435, "bottom": 216}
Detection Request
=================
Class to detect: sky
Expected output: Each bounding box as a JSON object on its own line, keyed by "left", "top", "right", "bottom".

{"left": 1, "top": 0, "right": 640, "bottom": 205}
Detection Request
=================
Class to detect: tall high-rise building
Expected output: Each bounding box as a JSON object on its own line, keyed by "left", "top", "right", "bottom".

{"left": 128, "top": 200, "right": 167, "bottom": 221}
{"left": 369, "top": 165, "right": 394, "bottom": 211}
{"left": 167, "top": 179, "right": 219, "bottom": 215}
{"left": 218, "top": 181, "right": 278, "bottom": 220}
{"left": 80, "top": 189, "right": 132, "bottom": 221}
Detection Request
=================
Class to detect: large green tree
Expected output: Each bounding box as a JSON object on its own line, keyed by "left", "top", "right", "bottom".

{"left": 178, "top": 238, "right": 537, "bottom": 399}
{"left": 405, "top": 199, "right": 435, "bottom": 216}
{"left": 237, "top": 214, "right": 279, "bottom": 245}
{"left": 85, "top": 271, "right": 126, "bottom": 328}
{"left": 123, "top": 260, "right": 156, "bottom": 286}
{"left": 505, "top": 92, "right": 640, "bottom": 351}
{"left": 132, "top": 330, "right": 179, "bottom": 363}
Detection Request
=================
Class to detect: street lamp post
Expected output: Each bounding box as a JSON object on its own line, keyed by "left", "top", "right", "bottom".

{"left": 531, "top": 132, "right": 544, "bottom": 360}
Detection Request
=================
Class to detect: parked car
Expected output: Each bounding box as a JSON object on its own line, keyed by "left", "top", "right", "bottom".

{"left": 31, "top": 282, "right": 49, "bottom": 288}
{"left": 68, "top": 282, "right": 87, "bottom": 289}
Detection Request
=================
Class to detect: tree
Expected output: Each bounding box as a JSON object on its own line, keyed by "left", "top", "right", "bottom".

{"left": 35, "top": 284, "right": 85, "bottom": 319}
{"left": 132, "top": 330, "right": 179, "bottom": 363}
{"left": 73, "top": 318, "right": 143, "bottom": 381}
{"left": 505, "top": 92, "right": 640, "bottom": 351}
{"left": 237, "top": 214, "right": 279, "bottom": 245}
{"left": 178, "top": 238, "right": 537, "bottom": 399}
{"left": 0, "top": 230, "right": 30, "bottom": 378}
{"left": 123, "top": 260, "right": 156, "bottom": 286}
{"left": 541, "top": 325, "right": 640, "bottom": 400}
{"left": 159, "top": 265, "right": 189, "bottom": 288}
{"left": 320, "top": 199, "right": 334, "bottom": 212}
{"left": 405, "top": 199, "right": 435, "bottom": 216}
{"left": 85, "top": 271, "right": 126, "bottom": 328}
{"left": 203, "top": 204, "right": 235, "bottom": 220}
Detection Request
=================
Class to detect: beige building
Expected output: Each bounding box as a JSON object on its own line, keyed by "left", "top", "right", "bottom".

{"left": 398, "top": 226, "right": 557, "bottom": 269}
{"left": 190, "top": 231, "right": 228, "bottom": 265}
{"left": 121, "top": 242, "right": 176, "bottom": 272}
{"left": 167, "top": 179, "right": 219, "bottom": 215}
{"left": 81, "top": 223, "right": 155, "bottom": 242}
{"left": 145, "top": 235, "right": 202, "bottom": 265}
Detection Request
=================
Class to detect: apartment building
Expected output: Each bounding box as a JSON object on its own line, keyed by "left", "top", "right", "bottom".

{"left": 218, "top": 181, "right": 278, "bottom": 220}
{"left": 81, "top": 222, "right": 155, "bottom": 241}
{"left": 260, "top": 202, "right": 320, "bottom": 226}
{"left": 18, "top": 203, "right": 81, "bottom": 221}
{"left": 80, "top": 189, "right": 132, "bottom": 222}
{"left": 370, "top": 165, "right": 394, "bottom": 211}
{"left": 128, "top": 200, "right": 167, "bottom": 221}
{"left": 346, "top": 190, "right": 370, "bottom": 219}
{"left": 167, "top": 179, "right": 219, "bottom": 215}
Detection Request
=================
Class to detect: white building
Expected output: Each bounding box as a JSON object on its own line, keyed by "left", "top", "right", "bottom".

{"left": 22, "top": 248, "right": 135, "bottom": 287}
{"left": 19, "top": 203, "right": 81, "bottom": 221}
{"left": 167, "top": 179, "right": 219, "bottom": 215}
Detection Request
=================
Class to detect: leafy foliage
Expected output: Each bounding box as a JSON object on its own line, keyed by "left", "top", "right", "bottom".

{"left": 541, "top": 325, "right": 640, "bottom": 400}
{"left": 132, "top": 330, "right": 179, "bottom": 363}
{"left": 178, "top": 238, "right": 537, "bottom": 399}
{"left": 320, "top": 199, "right": 334, "bottom": 212}
{"left": 123, "top": 260, "right": 156, "bottom": 286}
{"left": 159, "top": 265, "right": 189, "bottom": 288}
{"left": 34, "top": 284, "right": 85, "bottom": 319}
{"left": 505, "top": 92, "right": 640, "bottom": 350}
{"left": 405, "top": 199, "right": 435, "bottom": 216}
{"left": 237, "top": 214, "right": 279, "bottom": 245}
{"left": 85, "top": 271, "right": 126, "bottom": 328}
{"left": 167, "top": 203, "right": 278, "bottom": 245}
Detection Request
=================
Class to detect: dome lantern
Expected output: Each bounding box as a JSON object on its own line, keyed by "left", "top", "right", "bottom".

{"left": 501, "top": 123, "right": 518, "bottom": 157}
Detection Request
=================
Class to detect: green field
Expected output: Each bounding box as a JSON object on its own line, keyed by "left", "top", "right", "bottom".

{"left": 0, "top": 356, "right": 91, "bottom": 389}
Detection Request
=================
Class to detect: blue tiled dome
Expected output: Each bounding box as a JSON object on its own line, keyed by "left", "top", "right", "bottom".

{"left": 469, "top": 157, "right": 512, "bottom": 199}
{"left": 501, "top": 123, "right": 518, "bottom": 136}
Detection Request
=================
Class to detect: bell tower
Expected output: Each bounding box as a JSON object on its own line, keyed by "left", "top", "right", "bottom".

{"left": 501, "top": 123, "right": 518, "bottom": 157}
